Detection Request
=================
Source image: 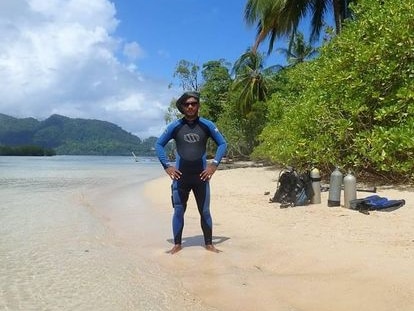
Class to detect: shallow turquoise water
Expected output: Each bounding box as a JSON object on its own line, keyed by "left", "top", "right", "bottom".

{"left": 0, "top": 156, "right": 214, "bottom": 311}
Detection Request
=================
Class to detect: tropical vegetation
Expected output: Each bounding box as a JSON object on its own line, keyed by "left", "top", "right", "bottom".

{"left": 244, "top": 0, "right": 354, "bottom": 53}
{"left": 169, "top": 0, "right": 414, "bottom": 183}
{"left": 0, "top": 145, "right": 56, "bottom": 156}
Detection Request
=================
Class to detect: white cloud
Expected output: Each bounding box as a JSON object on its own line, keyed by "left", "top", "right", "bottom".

{"left": 0, "top": 0, "right": 175, "bottom": 138}
{"left": 123, "top": 41, "right": 145, "bottom": 61}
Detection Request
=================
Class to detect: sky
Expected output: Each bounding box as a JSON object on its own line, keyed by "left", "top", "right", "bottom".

{"left": 0, "top": 0, "right": 288, "bottom": 138}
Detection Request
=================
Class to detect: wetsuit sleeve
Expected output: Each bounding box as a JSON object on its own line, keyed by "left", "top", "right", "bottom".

{"left": 201, "top": 118, "right": 227, "bottom": 166}
{"left": 155, "top": 121, "right": 177, "bottom": 169}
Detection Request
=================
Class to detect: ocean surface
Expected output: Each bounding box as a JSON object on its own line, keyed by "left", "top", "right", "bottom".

{"left": 0, "top": 156, "right": 214, "bottom": 311}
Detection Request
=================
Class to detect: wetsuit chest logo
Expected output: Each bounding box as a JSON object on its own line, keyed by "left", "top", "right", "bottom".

{"left": 183, "top": 133, "right": 200, "bottom": 143}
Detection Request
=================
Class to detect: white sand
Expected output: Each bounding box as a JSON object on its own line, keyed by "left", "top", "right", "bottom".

{"left": 143, "top": 166, "right": 414, "bottom": 311}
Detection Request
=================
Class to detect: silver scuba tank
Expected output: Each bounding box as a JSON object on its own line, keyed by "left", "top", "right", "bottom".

{"left": 310, "top": 167, "right": 321, "bottom": 204}
{"left": 344, "top": 171, "right": 357, "bottom": 208}
{"left": 328, "top": 167, "right": 342, "bottom": 207}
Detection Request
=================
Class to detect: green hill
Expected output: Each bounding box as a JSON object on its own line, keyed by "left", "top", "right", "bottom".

{"left": 0, "top": 113, "right": 157, "bottom": 156}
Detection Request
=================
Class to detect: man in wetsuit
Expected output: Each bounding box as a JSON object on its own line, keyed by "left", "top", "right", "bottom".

{"left": 155, "top": 91, "right": 227, "bottom": 254}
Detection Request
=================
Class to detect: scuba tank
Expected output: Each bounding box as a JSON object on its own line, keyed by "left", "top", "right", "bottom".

{"left": 344, "top": 171, "right": 357, "bottom": 208}
{"left": 310, "top": 167, "right": 321, "bottom": 204}
{"left": 328, "top": 167, "right": 343, "bottom": 207}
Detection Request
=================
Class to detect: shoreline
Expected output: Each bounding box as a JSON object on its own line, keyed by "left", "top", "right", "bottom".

{"left": 73, "top": 167, "right": 216, "bottom": 311}
{"left": 143, "top": 165, "right": 414, "bottom": 311}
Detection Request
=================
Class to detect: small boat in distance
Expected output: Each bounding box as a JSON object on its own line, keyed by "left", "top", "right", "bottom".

{"left": 131, "top": 151, "right": 139, "bottom": 162}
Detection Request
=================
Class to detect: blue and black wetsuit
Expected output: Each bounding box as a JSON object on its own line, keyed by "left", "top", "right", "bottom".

{"left": 155, "top": 117, "right": 227, "bottom": 245}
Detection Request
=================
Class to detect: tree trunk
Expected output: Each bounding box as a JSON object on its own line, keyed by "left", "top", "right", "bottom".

{"left": 333, "top": 0, "right": 344, "bottom": 34}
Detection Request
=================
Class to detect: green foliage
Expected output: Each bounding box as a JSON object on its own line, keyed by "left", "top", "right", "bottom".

{"left": 253, "top": 0, "right": 414, "bottom": 181}
{"left": 217, "top": 90, "right": 268, "bottom": 158}
{"left": 200, "top": 60, "right": 232, "bottom": 122}
{"left": 0, "top": 145, "right": 56, "bottom": 156}
{"left": 217, "top": 101, "right": 251, "bottom": 158}
{"left": 244, "top": 0, "right": 353, "bottom": 54}
{"left": 276, "top": 32, "right": 318, "bottom": 66}
{"left": 232, "top": 51, "right": 275, "bottom": 114}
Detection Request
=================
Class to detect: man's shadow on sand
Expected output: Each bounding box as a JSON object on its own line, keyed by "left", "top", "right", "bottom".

{"left": 166, "top": 235, "right": 230, "bottom": 248}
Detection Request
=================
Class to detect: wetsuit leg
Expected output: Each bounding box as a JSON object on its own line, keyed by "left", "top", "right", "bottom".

{"left": 192, "top": 179, "right": 212, "bottom": 245}
{"left": 171, "top": 179, "right": 190, "bottom": 245}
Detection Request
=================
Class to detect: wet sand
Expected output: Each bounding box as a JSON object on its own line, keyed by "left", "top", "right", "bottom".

{"left": 142, "top": 166, "right": 414, "bottom": 311}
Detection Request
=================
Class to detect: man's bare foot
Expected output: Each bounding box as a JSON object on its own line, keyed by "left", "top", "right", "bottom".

{"left": 166, "top": 244, "right": 182, "bottom": 254}
{"left": 205, "top": 244, "right": 221, "bottom": 253}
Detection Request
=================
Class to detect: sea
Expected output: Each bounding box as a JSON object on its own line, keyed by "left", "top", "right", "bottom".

{"left": 0, "top": 156, "right": 215, "bottom": 311}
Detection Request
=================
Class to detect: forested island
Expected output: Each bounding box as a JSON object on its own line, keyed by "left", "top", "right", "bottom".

{"left": 0, "top": 113, "right": 157, "bottom": 156}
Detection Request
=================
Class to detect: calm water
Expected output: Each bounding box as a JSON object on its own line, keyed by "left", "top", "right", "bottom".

{"left": 0, "top": 156, "right": 214, "bottom": 311}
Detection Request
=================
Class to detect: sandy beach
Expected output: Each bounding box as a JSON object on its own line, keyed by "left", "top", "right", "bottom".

{"left": 143, "top": 165, "right": 414, "bottom": 311}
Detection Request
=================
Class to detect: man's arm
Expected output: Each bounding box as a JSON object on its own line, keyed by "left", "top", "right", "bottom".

{"left": 155, "top": 122, "right": 176, "bottom": 169}
{"left": 200, "top": 118, "right": 227, "bottom": 165}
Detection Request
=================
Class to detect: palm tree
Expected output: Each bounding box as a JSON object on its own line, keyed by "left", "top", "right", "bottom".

{"left": 276, "top": 32, "right": 318, "bottom": 66}
{"left": 245, "top": 0, "right": 353, "bottom": 54}
{"left": 232, "top": 50, "right": 281, "bottom": 113}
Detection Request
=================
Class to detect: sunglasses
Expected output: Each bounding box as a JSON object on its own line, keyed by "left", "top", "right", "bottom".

{"left": 182, "top": 101, "right": 199, "bottom": 107}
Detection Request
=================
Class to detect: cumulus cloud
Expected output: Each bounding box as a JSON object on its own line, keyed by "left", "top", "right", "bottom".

{"left": 0, "top": 0, "right": 175, "bottom": 138}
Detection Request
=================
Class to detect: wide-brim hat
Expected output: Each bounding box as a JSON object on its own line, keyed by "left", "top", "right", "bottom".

{"left": 175, "top": 91, "right": 200, "bottom": 114}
